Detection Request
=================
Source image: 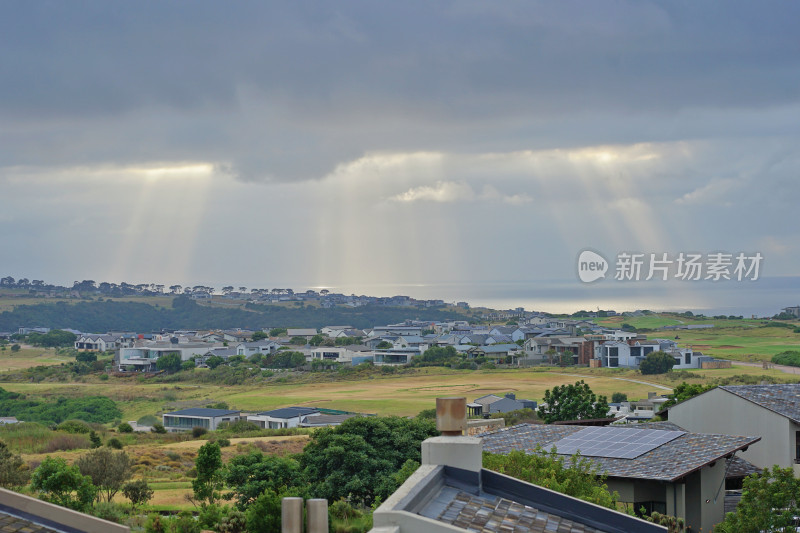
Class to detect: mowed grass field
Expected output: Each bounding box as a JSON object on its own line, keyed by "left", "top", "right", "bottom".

{"left": 0, "top": 347, "right": 75, "bottom": 370}
{"left": 1, "top": 365, "right": 795, "bottom": 422}
{"left": 596, "top": 314, "right": 800, "bottom": 362}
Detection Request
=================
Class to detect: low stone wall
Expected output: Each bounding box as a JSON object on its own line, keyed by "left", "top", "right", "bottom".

{"left": 467, "top": 418, "right": 504, "bottom": 436}
{"left": 700, "top": 360, "right": 732, "bottom": 369}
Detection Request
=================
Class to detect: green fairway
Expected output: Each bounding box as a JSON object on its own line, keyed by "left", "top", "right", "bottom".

{"left": 2, "top": 364, "right": 795, "bottom": 423}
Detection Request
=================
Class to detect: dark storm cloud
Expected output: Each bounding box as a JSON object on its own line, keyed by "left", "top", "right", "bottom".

{"left": 1, "top": 1, "right": 799, "bottom": 181}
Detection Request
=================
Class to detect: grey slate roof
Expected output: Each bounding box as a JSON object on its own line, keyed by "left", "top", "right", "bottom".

{"left": 164, "top": 408, "right": 240, "bottom": 417}
{"left": 719, "top": 384, "right": 800, "bottom": 423}
{"left": 482, "top": 423, "right": 760, "bottom": 482}
{"left": 431, "top": 488, "right": 601, "bottom": 532}
{"left": 397, "top": 465, "right": 664, "bottom": 533}
{"left": 258, "top": 406, "right": 319, "bottom": 419}
{"left": 0, "top": 512, "right": 60, "bottom": 533}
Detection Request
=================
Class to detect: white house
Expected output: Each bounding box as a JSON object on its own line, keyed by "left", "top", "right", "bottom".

{"left": 74, "top": 334, "right": 121, "bottom": 351}
{"left": 235, "top": 340, "right": 281, "bottom": 357}
{"left": 118, "top": 343, "right": 217, "bottom": 371}
{"left": 247, "top": 407, "right": 320, "bottom": 429}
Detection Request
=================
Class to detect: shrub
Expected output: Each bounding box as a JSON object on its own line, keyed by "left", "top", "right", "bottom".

{"left": 76, "top": 448, "right": 133, "bottom": 502}
{"left": 611, "top": 392, "right": 628, "bottom": 403}
{"left": 639, "top": 351, "right": 676, "bottom": 375}
{"left": 165, "top": 451, "right": 181, "bottom": 461}
{"left": 122, "top": 479, "right": 154, "bottom": 510}
{"left": 92, "top": 501, "right": 128, "bottom": 523}
{"left": 217, "top": 420, "right": 260, "bottom": 433}
{"left": 107, "top": 438, "right": 123, "bottom": 449}
{"left": 41, "top": 434, "right": 91, "bottom": 453}
{"left": 150, "top": 423, "right": 167, "bottom": 434}
{"left": 89, "top": 431, "right": 102, "bottom": 448}
{"left": 58, "top": 420, "right": 93, "bottom": 434}
{"left": 117, "top": 423, "right": 133, "bottom": 433}
{"left": 31, "top": 457, "right": 97, "bottom": 512}
{"left": 192, "top": 426, "right": 208, "bottom": 438}
{"left": 0, "top": 440, "right": 30, "bottom": 488}
{"left": 137, "top": 415, "right": 159, "bottom": 426}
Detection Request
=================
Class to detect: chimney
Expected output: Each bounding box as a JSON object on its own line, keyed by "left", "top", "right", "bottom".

{"left": 422, "top": 397, "right": 482, "bottom": 472}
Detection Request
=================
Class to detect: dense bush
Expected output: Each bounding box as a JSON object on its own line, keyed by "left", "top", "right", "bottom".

{"left": 639, "top": 351, "right": 676, "bottom": 375}
{"left": 771, "top": 350, "right": 800, "bottom": 367}
{"left": 0, "top": 387, "right": 121, "bottom": 424}
{"left": 117, "top": 422, "right": 133, "bottom": 433}
{"left": 57, "top": 420, "right": 93, "bottom": 434}
{"left": 192, "top": 426, "right": 208, "bottom": 438}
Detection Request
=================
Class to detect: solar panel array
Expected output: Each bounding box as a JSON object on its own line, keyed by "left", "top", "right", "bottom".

{"left": 552, "top": 427, "right": 686, "bottom": 459}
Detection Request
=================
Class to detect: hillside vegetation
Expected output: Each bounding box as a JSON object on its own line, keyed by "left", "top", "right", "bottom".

{"left": 0, "top": 296, "right": 471, "bottom": 332}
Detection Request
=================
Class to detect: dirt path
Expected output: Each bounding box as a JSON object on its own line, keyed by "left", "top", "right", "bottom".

{"left": 728, "top": 360, "right": 800, "bottom": 375}
{"left": 551, "top": 373, "right": 673, "bottom": 391}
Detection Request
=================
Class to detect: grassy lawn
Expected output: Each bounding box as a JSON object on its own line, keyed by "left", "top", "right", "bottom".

{"left": 594, "top": 313, "right": 800, "bottom": 361}
{"left": 0, "top": 366, "right": 745, "bottom": 420}
{"left": 0, "top": 347, "right": 75, "bottom": 371}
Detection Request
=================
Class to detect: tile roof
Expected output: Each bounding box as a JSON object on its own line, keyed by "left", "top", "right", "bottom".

{"left": 719, "top": 384, "right": 800, "bottom": 423}
{"left": 482, "top": 423, "right": 760, "bottom": 482}
{"left": 431, "top": 488, "right": 601, "bottom": 533}
{"left": 0, "top": 512, "right": 60, "bottom": 533}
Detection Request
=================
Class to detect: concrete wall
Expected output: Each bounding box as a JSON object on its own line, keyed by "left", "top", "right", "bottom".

{"left": 0, "top": 488, "right": 129, "bottom": 533}
{"left": 668, "top": 387, "right": 787, "bottom": 469}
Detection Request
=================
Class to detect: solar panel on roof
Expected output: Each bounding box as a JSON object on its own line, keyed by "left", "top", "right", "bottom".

{"left": 552, "top": 427, "right": 685, "bottom": 459}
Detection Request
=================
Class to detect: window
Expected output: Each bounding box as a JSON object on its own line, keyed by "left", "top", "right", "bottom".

{"left": 796, "top": 431, "right": 800, "bottom": 463}
{"left": 684, "top": 353, "right": 691, "bottom": 364}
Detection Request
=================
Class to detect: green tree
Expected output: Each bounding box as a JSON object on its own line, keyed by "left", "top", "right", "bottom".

{"left": 122, "top": 479, "right": 154, "bottom": 511}
{"left": 269, "top": 328, "right": 287, "bottom": 337}
{"left": 181, "top": 360, "right": 196, "bottom": 371}
{"left": 484, "top": 449, "right": 619, "bottom": 508}
{"left": 151, "top": 422, "right": 167, "bottom": 434}
{"left": 611, "top": 392, "right": 628, "bottom": 403}
{"left": 300, "top": 416, "right": 438, "bottom": 506}
{"left": 0, "top": 440, "right": 30, "bottom": 488}
{"left": 289, "top": 336, "right": 307, "bottom": 345}
{"left": 375, "top": 341, "right": 392, "bottom": 349}
{"left": 156, "top": 353, "right": 182, "bottom": 373}
{"left": 75, "top": 351, "right": 97, "bottom": 363}
{"left": 75, "top": 448, "right": 133, "bottom": 502}
{"left": 205, "top": 355, "right": 225, "bottom": 369}
{"left": 224, "top": 451, "right": 304, "bottom": 509}
{"left": 716, "top": 466, "right": 800, "bottom": 533}
{"left": 31, "top": 456, "right": 97, "bottom": 511}
{"left": 245, "top": 487, "right": 306, "bottom": 533}
{"left": 192, "top": 441, "right": 224, "bottom": 506}
{"left": 537, "top": 380, "right": 610, "bottom": 423}
{"left": 89, "top": 430, "right": 102, "bottom": 448}
{"left": 309, "top": 334, "right": 325, "bottom": 346}
{"left": 558, "top": 350, "right": 574, "bottom": 367}
{"left": 10, "top": 344, "right": 20, "bottom": 353}
{"left": 639, "top": 351, "right": 676, "bottom": 375}
{"left": 118, "top": 422, "right": 133, "bottom": 433}
{"left": 251, "top": 331, "right": 269, "bottom": 341}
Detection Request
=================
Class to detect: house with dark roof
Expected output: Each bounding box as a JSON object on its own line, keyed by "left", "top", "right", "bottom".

{"left": 299, "top": 413, "right": 358, "bottom": 427}
{"left": 481, "top": 422, "right": 760, "bottom": 532}
{"left": 665, "top": 383, "right": 800, "bottom": 474}
{"left": 247, "top": 407, "right": 320, "bottom": 429}
{"left": 162, "top": 408, "right": 241, "bottom": 432}
{"left": 370, "top": 401, "right": 666, "bottom": 533}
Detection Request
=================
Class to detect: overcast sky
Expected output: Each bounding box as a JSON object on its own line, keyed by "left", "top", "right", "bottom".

{"left": 1, "top": 1, "right": 799, "bottom": 311}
